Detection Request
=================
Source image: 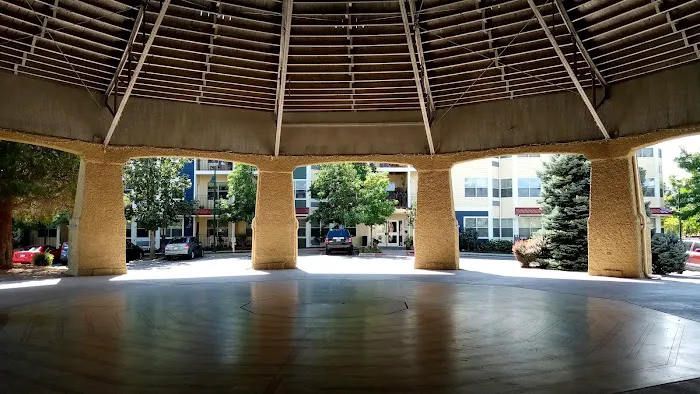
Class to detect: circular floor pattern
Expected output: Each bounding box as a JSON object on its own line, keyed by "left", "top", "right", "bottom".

{"left": 1, "top": 277, "right": 700, "bottom": 393}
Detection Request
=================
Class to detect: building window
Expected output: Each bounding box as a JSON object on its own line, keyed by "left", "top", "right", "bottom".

{"left": 518, "top": 154, "right": 540, "bottom": 157}
{"left": 163, "top": 221, "right": 183, "bottom": 238}
{"left": 207, "top": 183, "right": 228, "bottom": 200}
{"left": 492, "top": 160, "right": 499, "bottom": 167}
{"left": 136, "top": 226, "right": 148, "bottom": 238}
{"left": 465, "top": 178, "right": 488, "bottom": 197}
{"left": 643, "top": 178, "right": 656, "bottom": 197}
{"left": 464, "top": 217, "right": 488, "bottom": 238}
{"left": 500, "top": 178, "right": 513, "bottom": 198}
{"left": 294, "top": 180, "right": 307, "bottom": 199}
{"left": 492, "top": 201, "right": 500, "bottom": 207}
{"left": 518, "top": 178, "right": 541, "bottom": 197}
{"left": 636, "top": 147, "right": 654, "bottom": 157}
{"left": 500, "top": 155, "right": 511, "bottom": 158}
{"left": 126, "top": 220, "right": 132, "bottom": 238}
{"left": 493, "top": 218, "right": 513, "bottom": 238}
{"left": 492, "top": 178, "right": 500, "bottom": 198}
{"left": 658, "top": 148, "right": 662, "bottom": 158}
{"left": 518, "top": 217, "right": 541, "bottom": 239}
{"left": 660, "top": 179, "right": 666, "bottom": 197}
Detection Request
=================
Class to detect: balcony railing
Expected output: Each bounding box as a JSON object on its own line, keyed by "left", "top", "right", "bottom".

{"left": 379, "top": 163, "right": 407, "bottom": 168}
{"left": 389, "top": 191, "right": 408, "bottom": 208}
{"left": 195, "top": 194, "right": 232, "bottom": 209}
{"left": 197, "top": 159, "right": 234, "bottom": 171}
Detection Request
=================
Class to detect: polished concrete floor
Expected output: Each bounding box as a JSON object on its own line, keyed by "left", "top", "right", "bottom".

{"left": 2, "top": 256, "right": 700, "bottom": 393}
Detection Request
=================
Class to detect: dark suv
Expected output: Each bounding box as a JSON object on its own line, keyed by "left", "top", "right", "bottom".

{"left": 325, "top": 229, "right": 353, "bottom": 255}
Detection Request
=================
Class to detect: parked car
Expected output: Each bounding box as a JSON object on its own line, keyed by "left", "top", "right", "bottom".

{"left": 59, "top": 241, "right": 69, "bottom": 264}
{"left": 164, "top": 237, "right": 203, "bottom": 260}
{"left": 685, "top": 238, "right": 700, "bottom": 267}
{"left": 324, "top": 229, "right": 354, "bottom": 255}
{"left": 12, "top": 245, "right": 61, "bottom": 264}
{"left": 126, "top": 240, "right": 144, "bottom": 262}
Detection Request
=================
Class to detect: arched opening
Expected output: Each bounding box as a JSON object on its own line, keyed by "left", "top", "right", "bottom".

{"left": 122, "top": 157, "right": 259, "bottom": 266}
{"left": 0, "top": 140, "right": 79, "bottom": 272}
{"left": 293, "top": 162, "right": 415, "bottom": 256}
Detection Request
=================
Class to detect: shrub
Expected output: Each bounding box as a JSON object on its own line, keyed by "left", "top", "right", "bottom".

{"left": 404, "top": 236, "right": 414, "bottom": 250}
{"left": 33, "top": 252, "right": 54, "bottom": 266}
{"left": 459, "top": 228, "right": 479, "bottom": 251}
{"left": 485, "top": 239, "right": 513, "bottom": 253}
{"left": 651, "top": 233, "right": 687, "bottom": 275}
{"left": 512, "top": 235, "right": 546, "bottom": 268}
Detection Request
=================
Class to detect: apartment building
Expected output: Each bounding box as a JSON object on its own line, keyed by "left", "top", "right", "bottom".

{"left": 126, "top": 147, "right": 668, "bottom": 249}
{"left": 451, "top": 146, "right": 670, "bottom": 240}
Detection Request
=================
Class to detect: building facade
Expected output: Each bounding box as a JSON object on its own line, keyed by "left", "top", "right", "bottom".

{"left": 452, "top": 146, "right": 670, "bottom": 240}
{"left": 126, "top": 146, "right": 668, "bottom": 250}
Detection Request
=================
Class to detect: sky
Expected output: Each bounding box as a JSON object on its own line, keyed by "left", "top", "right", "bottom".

{"left": 655, "top": 135, "right": 700, "bottom": 182}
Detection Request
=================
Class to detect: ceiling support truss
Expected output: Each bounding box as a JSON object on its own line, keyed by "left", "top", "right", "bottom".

{"left": 655, "top": 0, "right": 700, "bottom": 59}
{"left": 346, "top": 2, "right": 355, "bottom": 111}
{"left": 408, "top": 0, "right": 435, "bottom": 119}
{"left": 480, "top": 0, "right": 512, "bottom": 99}
{"left": 399, "top": 0, "right": 435, "bottom": 154}
{"left": 274, "top": 0, "right": 293, "bottom": 156}
{"left": 527, "top": 0, "right": 610, "bottom": 139}
{"left": 16, "top": 0, "right": 59, "bottom": 75}
{"left": 105, "top": 2, "right": 145, "bottom": 114}
{"left": 198, "top": 2, "right": 221, "bottom": 103}
{"left": 553, "top": 0, "right": 607, "bottom": 88}
{"left": 103, "top": 0, "right": 171, "bottom": 147}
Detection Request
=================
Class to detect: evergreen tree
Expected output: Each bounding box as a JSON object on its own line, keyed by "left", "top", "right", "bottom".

{"left": 537, "top": 155, "right": 590, "bottom": 271}
{"left": 123, "top": 158, "right": 194, "bottom": 258}
{"left": 0, "top": 142, "right": 79, "bottom": 269}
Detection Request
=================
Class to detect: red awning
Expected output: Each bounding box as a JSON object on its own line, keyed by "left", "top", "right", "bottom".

{"left": 515, "top": 207, "right": 542, "bottom": 215}
{"left": 651, "top": 207, "right": 673, "bottom": 216}
{"left": 194, "top": 208, "right": 212, "bottom": 215}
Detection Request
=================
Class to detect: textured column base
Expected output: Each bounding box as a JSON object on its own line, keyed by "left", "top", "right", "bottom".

{"left": 414, "top": 168, "right": 459, "bottom": 270}
{"left": 67, "top": 159, "right": 127, "bottom": 277}
{"left": 588, "top": 156, "right": 649, "bottom": 279}
{"left": 251, "top": 170, "right": 298, "bottom": 270}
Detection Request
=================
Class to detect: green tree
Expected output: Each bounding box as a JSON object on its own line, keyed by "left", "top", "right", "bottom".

{"left": 665, "top": 149, "right": 700, "bottom": 238}
{"left": 359, "top": 171, "right": 396, "bottom": 243}
{"left": 537, "top": 155, "right": 590, "bottom": 271}
{"left": 124, "top": 158, "right": 194, "bottom": 259}
{"left": 309, "top": 163, "right": 363, "bottom": 227}
{"left": 0, "top": 142, "right": 79, "bottom": 269}
{"left": 219, "top": 164, "right": 257, "bottom": 224}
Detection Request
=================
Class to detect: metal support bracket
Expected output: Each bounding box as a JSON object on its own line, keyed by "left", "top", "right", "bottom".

{"left": 273, "top": 0, "right": 293, "bottom": 156}
{"left": 399, "top": 0, "right": 436, "bottom": 154}
{"left": 528, "top": 0, "right": 610, "bottom": 139}
{"left": 103, "top": 0, "right": 171, "bottom": 147}
{"left": 105, "top": 3, "right": 146, "bottom": 108}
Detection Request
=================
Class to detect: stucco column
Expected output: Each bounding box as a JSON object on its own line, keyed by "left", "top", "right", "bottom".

{"left": 251, "top": 167, "right": 298, "bottom": 269}
{"left": 68, "top": 158, "right": 127, "bottom": 276}
{"left": 588, "top": 155, "right": 650, "bottom": 278}
{"left": 413, "top": 165, "right": 459, "bottom": 270}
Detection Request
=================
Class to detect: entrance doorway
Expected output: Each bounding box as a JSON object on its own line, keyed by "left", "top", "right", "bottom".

{"left": 385, "top": 220, "right": 402, "bottom": 246}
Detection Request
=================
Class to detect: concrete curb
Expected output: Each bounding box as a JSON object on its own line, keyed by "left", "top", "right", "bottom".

{"left": 460, "top": 252, "right": 515, "bottom": 260}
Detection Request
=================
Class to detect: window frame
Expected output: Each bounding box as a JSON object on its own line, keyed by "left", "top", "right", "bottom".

{"left": 463, "top": 216, "right": 489, "bottom": 238}
{"left": 464, "top": 178, "right": 488, "bottom": 198}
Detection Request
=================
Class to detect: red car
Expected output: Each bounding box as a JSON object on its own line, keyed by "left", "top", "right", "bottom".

{"left": 12, "top": 245, "right": 61, "bottom": 264}
{"left": 686, "top": 239, "right": 700, "bottom": 267}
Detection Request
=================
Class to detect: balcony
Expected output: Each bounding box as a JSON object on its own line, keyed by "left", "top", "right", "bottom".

{"left": 379, "top": 163, "right": 407, "bottom": 168}
{"left": 389, "top": 190, "right": 408, "bottom": 208}
{"left": 195, "top": 193, "right": 232, "bottom": 210}
{"left": 197, "top": 159, "right": 233, "bottom": 171}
